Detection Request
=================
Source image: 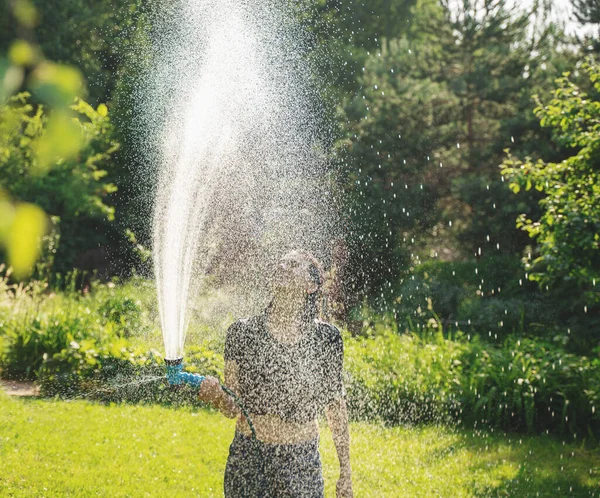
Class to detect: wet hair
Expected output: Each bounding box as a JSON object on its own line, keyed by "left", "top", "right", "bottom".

{"left": 295, "top": 250, "right": 324, "bottom": 324}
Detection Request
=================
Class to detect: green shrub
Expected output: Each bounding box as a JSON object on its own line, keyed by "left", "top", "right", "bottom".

{"left": 0, "top": 94, "right": 120, "bottom": 277}
{"left": 0, "top": 273, "right": 159, "bottom": 380}
{"left": 460, "top": 336, "right": 600, "bottom": 437}
{"left": 344, "top": 328, "right": 600, "bottom": 439}
{"left": 0, "top": 310, "right": 107, "bottom": 379}
{"left": 98, "top": 295, "right": 142, "bottom": 337}
{"left": 395, "top": 257, "right": 596, "bottom": 351}
{"left": 2, "top": 274, "right": 597, "bottom": 439}
{"left": 344, "top": 328, "right": 465, "bottom": 425}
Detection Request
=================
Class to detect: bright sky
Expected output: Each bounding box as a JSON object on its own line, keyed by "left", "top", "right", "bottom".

{"left": 541, "top": 0, "right": 591, "bottom": 35}
{"left": 448, "top": 0, "right": 593, "bottom": 37}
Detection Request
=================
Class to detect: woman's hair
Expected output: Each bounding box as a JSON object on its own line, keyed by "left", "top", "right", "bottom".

{"left": 295, "top": 250, "right": 324, "bottom": 324}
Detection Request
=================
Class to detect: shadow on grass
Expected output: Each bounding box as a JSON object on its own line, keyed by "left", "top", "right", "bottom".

{"left": 461, "top": 433, "right": 599, "bottom": 497}
{"left": 472, "top": 468, "right": 599, "bottom": 498}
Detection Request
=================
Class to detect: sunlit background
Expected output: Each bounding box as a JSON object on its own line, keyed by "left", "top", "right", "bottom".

{"left": 1, "top": 0, "right": 599, "bottom": 496}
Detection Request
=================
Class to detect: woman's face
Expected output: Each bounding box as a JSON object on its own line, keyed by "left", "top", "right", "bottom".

{"left": 270, "top": 252, "right": 318, "bottom": 296}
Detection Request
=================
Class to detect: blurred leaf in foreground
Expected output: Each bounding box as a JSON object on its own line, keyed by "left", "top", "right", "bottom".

{"left": 30, "top": 62, "right": 84, "bottom": 107}
{"left": 12, "top": 0, "right": 39, "bottom": 29}
{"left": 8, "top": 39, "right": 38, "bottom": 67}
{"left": 4, "top": 202, "right": 47, "bottom": 279}
{"left": 32, "top": 110, "right": 83, "bottom": 173}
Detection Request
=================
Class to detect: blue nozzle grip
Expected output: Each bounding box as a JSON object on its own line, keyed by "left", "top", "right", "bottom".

{"left": 166, "top": 362, "right": 205, "bottom": 388}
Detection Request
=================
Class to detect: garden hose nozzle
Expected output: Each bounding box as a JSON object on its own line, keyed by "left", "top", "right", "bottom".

{"left": 165, "top": 358, "right": 205, "bottom": 388}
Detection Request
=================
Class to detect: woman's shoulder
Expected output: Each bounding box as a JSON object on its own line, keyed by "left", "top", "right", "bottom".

{"left": 226, "top": 315, "right": 264, "bottom": 336}
{"left": 313, "top": 319, "right": 343, "bottom": 345}
{"left": 224, "top": 315, "right": 264, "bottom": 360}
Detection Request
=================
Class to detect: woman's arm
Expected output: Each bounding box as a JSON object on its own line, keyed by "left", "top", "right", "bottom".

{"left": 197, "top": 360, "right": 241, "bottom": 419}
{"left": 325, "top": 396, "right": 353, "bottom": 498}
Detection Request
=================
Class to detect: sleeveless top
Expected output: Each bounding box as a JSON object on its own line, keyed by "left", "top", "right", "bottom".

{"left": 224, "top": 311, "right": 345, "bottom": 424}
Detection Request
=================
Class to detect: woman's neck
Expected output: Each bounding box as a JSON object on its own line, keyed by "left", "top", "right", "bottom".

{"left": 269, "top": 294, "right": 306, "bottom": 327}
{"left": 267, "top": 292, "right": 306, "bottom": 340}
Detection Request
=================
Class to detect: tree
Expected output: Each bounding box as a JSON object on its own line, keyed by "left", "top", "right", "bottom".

{"left": 335, "top": 0, "right": 573, "bottom": 305}
{"left": 501, "top": 61, "right": 600, "bottom": 307}
{"left": 336, "top": 34, "right": 459, "bottom": 303}
{"left": 0, "top": 0, "right": 146, "bottom": 106}
{"left": 571, "top": 0, "right": 600, "bottom": 53}
{"left": 572, "top": 0, "right": 600, "bottom": 25}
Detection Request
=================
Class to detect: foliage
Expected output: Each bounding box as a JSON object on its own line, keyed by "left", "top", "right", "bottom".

{"left": 344, "top": 325, "right": 600, "bottom": 439}
{"left": 1, "top": 275, "right": 598, "bottom": 439}
{"left": 0, "top": 0, "right": 146, "bottom": 105}
{"left": 0, "top": 93, "right": 119, "bottom": 276}
{"left": 392, "top": 257, "right": 597, "bottom": 348}
{"left": 574, "top": 0, "right": 600, "bottom": 24}
{"left": 0, "top": 2, "right": 79, "bottom": 278}
{"left": 0, "top": 272, "right": 156, "bottom": 380}
{"left": 38, "top": 341, "right": 223, "bottom": 404}
{"left": 98, "top": 295, "right": 143, "bottom": 338}
{"left": 459, "top": 334, "right": 600, "bottom": 437}
{"left": 335, "top": 0, "right": 575, "bottom": 306}
{"left": 1, "top": 0, "right": 154, "bottom": 280}
{"left": 338, "top": 35, "right": 458, "bottom": 297}
{"left": 502, "top": 62, "right": 600, "bottom": 308}
{"left": 0, "top": 312, "right": 105, "bottom": 380}
{"left": 345, "top": 328, "right": 464, "bottom": 426}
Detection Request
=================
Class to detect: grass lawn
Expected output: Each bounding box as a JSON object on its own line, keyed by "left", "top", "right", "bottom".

{"left": 0, "top": 392, "right": 598, "bottom": 497}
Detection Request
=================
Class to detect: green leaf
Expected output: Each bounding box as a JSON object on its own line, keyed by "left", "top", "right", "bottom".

{"left": 6, "top": 202, "right": 47, "bottom": 279}
{"left": 30, "top": 62, "right": 84, "bottom": 107}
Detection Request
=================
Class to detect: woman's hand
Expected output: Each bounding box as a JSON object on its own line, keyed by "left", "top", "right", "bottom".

{"left": 336, "top": 472, "right": 354, "bottom": 498}
{"left": 198, "top": 376, "right": 240, "bottom": 418}
{"left": 197, "top": 376, "right": 222, "bottom": 405}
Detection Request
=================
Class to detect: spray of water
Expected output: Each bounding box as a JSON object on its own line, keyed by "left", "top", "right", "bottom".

{"left": 140, "top": 0, "right": 338, "bottom": 360}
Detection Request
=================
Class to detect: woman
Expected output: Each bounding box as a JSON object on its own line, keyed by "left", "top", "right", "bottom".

{"left": 198, "top": 250, "right": 353, "bottom": 498}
